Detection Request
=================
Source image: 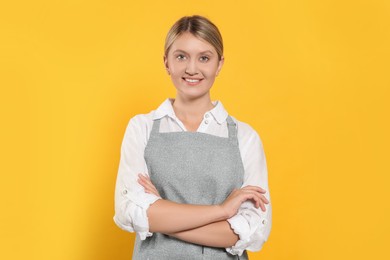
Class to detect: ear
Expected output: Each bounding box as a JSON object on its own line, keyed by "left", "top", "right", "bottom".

{"left": 216, "top": 56, "right": 224, "bottom": 76}
{"left": 163, "top": 55, "right": 170, "bottom": 75}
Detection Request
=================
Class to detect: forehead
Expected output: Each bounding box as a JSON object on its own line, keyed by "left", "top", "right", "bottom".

{"left": 170, "top": 32, "right": 217, "bottom": 54}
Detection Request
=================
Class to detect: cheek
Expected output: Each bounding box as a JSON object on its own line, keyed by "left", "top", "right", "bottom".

{"left": 169, "top": 63, "right": 186, "bottom": 75}
{"left": 202, "top": 65, "right": 219, "bottom": 77}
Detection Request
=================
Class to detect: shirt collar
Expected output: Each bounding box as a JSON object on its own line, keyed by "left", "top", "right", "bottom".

{"left": 152, "top": 98, "right": 228, "bottom": 124}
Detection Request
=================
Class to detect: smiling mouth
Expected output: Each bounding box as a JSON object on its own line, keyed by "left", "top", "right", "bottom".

{"left": 183, "top": 78, "right": 203, "bottom": 84}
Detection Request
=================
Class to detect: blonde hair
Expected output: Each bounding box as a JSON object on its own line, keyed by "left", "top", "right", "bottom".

{"left": 164, "top": 15, "right": 224, "bottom": 60}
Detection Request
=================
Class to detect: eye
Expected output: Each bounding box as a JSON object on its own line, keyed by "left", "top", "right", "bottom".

{"left": 176, "top": 54, "right": 186, "bottom": 61}
{"left": 199, "top": 56, "right": 210, "bottom": 62}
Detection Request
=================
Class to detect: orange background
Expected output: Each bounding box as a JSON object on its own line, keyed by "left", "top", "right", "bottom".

{"left": 1, "top": 1, "right": 389, "bottom": 259}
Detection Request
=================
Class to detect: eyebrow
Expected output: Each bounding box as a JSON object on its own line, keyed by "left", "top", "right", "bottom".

{"left": 172, "top": 49, "right": 214, "bottom": 55}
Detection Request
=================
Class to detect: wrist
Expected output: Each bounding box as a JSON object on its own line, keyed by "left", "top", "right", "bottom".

{"left": 214, "top": 205, "right": 229, "bottom": 221}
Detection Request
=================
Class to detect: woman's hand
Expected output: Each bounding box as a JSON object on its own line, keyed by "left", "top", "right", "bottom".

{"left": 220, "top": 186, "right": 269, "bottom": 219}
{"left": 137, "top": 173, "right": 161, "bottom": 197}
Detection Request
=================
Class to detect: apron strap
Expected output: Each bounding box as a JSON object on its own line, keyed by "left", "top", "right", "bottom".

{"left": 150, "top": 117, "right": 162, "bottom": 136}
{"left": 226, "top": 115, "right": 238, "bottom": 143}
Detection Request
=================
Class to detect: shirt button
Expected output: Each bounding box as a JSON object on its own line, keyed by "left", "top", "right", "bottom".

{"left": 122, "top": 189, "right": 128, "bottom": 195}
{"left": 205, "top": 113, "right": 209, "bottom": 118}
{"left": 205, "top": 120, "right": 209, "bottom": 124}
{"left": 262, "top": 219, "right": 267, "bottom": 225}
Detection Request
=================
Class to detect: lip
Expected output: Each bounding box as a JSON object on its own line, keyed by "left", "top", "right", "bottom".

{"left": 182, "top": 77, "right": 203, "bottom": 86}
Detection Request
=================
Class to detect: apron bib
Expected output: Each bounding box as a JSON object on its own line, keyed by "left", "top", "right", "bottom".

{"left": 132, "top": 115, "right": 248, "bottom": 260}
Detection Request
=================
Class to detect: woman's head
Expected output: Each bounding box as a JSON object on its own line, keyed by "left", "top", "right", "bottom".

{"left": 164, "top": 15, "right": 224, "bottom": 101}
{"left": 164, "top": 15, "right": 223, "bottom": 61}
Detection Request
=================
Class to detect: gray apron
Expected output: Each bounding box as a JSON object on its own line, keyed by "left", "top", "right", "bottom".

{"left": 133, "top": 115, "right": 249, "bottom": 260}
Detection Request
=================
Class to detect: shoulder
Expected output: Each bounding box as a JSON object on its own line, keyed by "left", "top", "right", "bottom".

{"left": 123, "top": 110, "right": 156, "bottom": 145}
{"left": 229, "top": 115, "right": 264, "bottom": 148}
{"left": 126, "top": 98, "right": 168, "bottom": 129}
{"left": 127, "top": 111, "right": 154, "bottom": 129}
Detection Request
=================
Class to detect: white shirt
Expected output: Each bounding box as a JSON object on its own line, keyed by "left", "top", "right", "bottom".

{"left": 113, "top": 98, "right": 272, "bottom": 256}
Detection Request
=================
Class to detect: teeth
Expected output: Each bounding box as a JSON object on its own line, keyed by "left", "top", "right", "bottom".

{"left": 185, "top": 78, "right": 200, "bottom": 83}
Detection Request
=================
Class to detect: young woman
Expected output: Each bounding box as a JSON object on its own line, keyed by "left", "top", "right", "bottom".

{"left": 114, "top": 15, "right": 272, "bottom": 259}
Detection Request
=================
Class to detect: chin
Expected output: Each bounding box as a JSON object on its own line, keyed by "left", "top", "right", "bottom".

{"left": 177, "top": 90, "right": 211, "bottom": 100}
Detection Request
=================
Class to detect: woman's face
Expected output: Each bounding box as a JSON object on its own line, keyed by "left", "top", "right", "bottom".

{"left": 164, "top": 32, "right": 224, "bottom": 100}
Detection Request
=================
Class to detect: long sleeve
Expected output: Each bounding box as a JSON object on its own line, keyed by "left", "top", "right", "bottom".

{"left": 113, "top": 115, "right": 161, "bottom": 240}
{"left": 225, "top": 122, "right": 272, "bottom": 255}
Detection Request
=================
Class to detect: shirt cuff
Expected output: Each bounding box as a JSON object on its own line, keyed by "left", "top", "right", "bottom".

{"left": 114, "top": 187, "right": 161, "bottom": 240}
{"left": 225, "top": 208, "right": 268, "bottom": 255}
{"left": 226, "top": 214, "right": 252, "bottom": 256}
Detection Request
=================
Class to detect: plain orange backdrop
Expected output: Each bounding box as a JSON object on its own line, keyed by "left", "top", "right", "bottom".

{"left": 0, "top": 1, "right": 389, "bottom": 259}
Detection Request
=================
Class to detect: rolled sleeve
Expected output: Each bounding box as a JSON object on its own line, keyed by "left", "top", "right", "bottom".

{"left": 113, "top": 115, "right": 161, "bottom": 240}
{"left": 226, "top": 201, "right": 272, "bottom": 255}
{"left": 113, "top": 186, "right": 160, "bottom": 240}
{"left": 226, "top": 122, "right": 272, "bottom": 255}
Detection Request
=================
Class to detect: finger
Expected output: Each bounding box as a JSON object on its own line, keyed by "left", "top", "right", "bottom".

{"left": 138, "top": 173, "right": 149, "bottom": 180}
{"left": 138, "top": 177, "right": 154, "bottom": 190}
{"left": 248, "top": 193, "right": 260, "bottom": 208}
{"left": 241, "top": 189, "right": 265, "bottom": 200}
{"left": 253, "top": 196, "right": 261, "bottom": 209}
{"left": 254, "top": 193, "right": 269, "bottom": 207}
{"left": 248, "top": 193, "right": 267, "bottom": 211}
{"left": 246, "top": 193, "right": 263, "bottom": 210}
{"left": 139, "top": 178, "right": 156, "bottom": 191}
{"left": 144, "top": 189, "right": 157, "bottom": 196}
{"left": 145, "top": 188, "right": 159, "bottom": 197}
{"left": 138, "top": 174, "right": 152, "bottom": 185}
{"left": 242, "top": 185, "right": 266, "bottom": 193}
{"left": 260, "top": 195, "right": 269, "bottom": 204}
{"left": 141, "top": 175, "right": 158, "bottom": 192}
{"left": 259, "top": 200, "right": 266, "bottom": 212}
{"left": 242, "top": 185, "right": 265, "bottom": 191}
{"left": 137, "top": 177, "right": 147, "bottom": 188}
{"left": 140, "top": 180, "right": 156, "bottom": 193}
{"left": 140, "top": 174, "right": 151, "bottom": 180}
{"left": 138, "top": 177, "right": 160, "bottom": 197}
{"left": 242, "top": 191, "right": 267, "bottom": 209}
{"left": 239, "top": 192, "right": 260, "bottom": 208}
{"left": 149, "top": 185, "right": 160, "bottom": 196}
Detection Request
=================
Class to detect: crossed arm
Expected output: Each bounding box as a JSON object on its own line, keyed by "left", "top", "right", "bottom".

{"left": 138, "top": 174, "right": 269, "bottom": 248}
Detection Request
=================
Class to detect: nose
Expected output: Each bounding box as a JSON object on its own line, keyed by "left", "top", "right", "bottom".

{"left": 185, "top": 59, "right": 198, "bottom": 76}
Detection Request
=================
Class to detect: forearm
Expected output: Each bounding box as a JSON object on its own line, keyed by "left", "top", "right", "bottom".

{"left": 147, "top": 199, "right": 227, "bottom": 233}
{"left": 166, "top": 220, "right": 239, "bottom": 248}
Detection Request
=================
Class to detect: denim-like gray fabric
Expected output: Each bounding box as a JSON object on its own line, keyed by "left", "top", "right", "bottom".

{"left": 132, "top": 115, "right": 248, "bottom": 260}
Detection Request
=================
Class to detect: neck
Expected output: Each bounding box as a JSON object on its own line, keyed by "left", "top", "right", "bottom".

{"left": 171, "top": 94, "right": 215, "bottom": 122}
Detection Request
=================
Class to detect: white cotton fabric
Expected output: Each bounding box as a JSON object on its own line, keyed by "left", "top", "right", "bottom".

{"left": 113, "top": 98, "right": 272, "bottom": 255}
